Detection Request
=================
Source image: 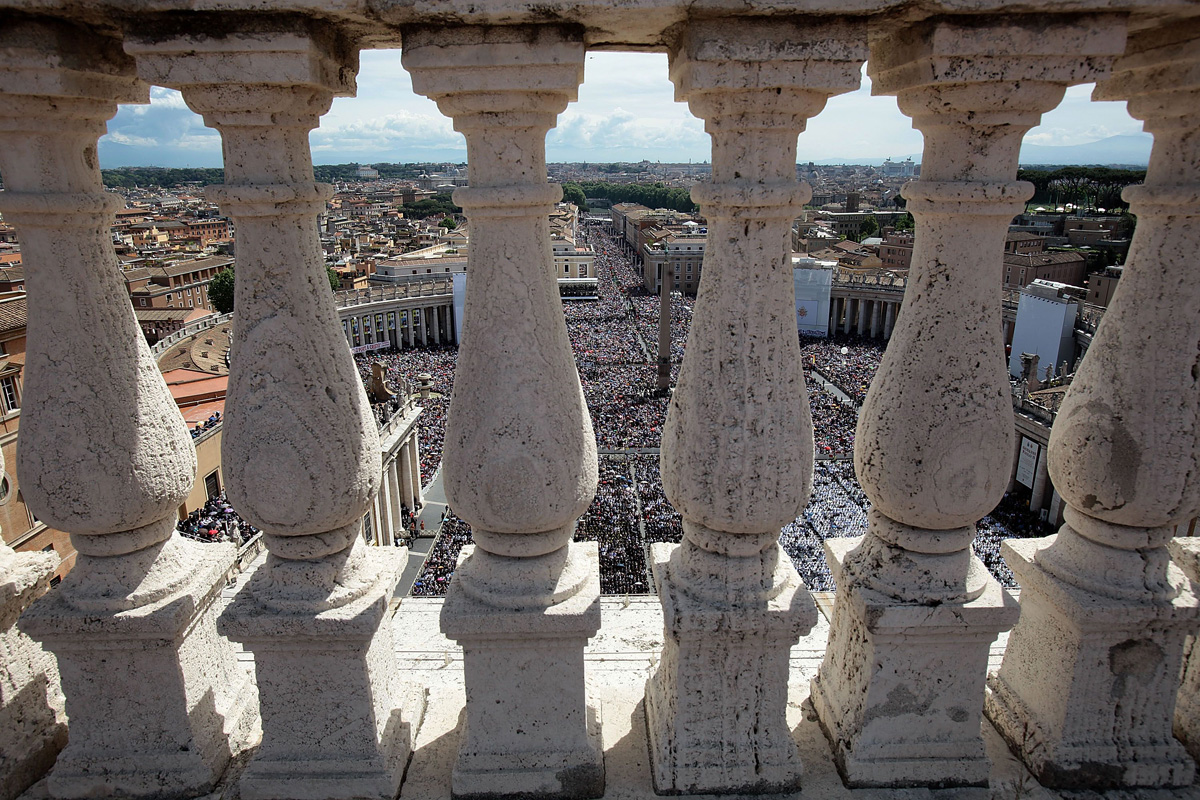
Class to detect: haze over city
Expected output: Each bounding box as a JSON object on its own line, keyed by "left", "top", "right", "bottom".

{"left": 97, "top": 51, "right": 1152, "bottom": 168}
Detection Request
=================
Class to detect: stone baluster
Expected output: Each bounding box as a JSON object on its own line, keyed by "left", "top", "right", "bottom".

{"left": 403, "top": 25, "right": 603, "bottom": 800}
{"left": 811, "top": 16, "right": 1125, "bottom": 788}
{"left": 2, "top": 20, "right": 257, "bottom": 798}
{"left": 646, "top": 20, "right": 865, "bottom": 795}
{"left": 1172, "top": 539, "right": 1200, "bottom": 761}
{"left": 0, "top": 449, "right": 65, "bottom": 800}
{"left": 986, "top": 21, "right": 1200, "bottom": 789}
{"left": 127, "top": 26, "right": 420, "bottom": 800}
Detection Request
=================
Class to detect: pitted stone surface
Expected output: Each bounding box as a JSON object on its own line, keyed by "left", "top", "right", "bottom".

{"left": 1172, "top": 538, "right": 1200, "bottom": 761}
{"left": 813, "top": 18, "right": 1125, "bottom": 788}
{"left": 987, "top": 21, "right": 1200, "bottom": 790}
{"left": 0, "top": 545, "right": 66, "bottom": 800}
{"left": 403, "top": 26, "right": 597, "bottom": 550}
{"left": 647, "top": 21, "right": 865, "bottom": 795}
{"left": 405, "top": 27, "right": 603, "bottom": 799}
{"left": 0, "top": 22, "right": 257, "bottom": 799}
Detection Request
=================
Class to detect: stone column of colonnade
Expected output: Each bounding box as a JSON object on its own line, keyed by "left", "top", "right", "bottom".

{"left": 386, "top": 457, "right": 405, "bottom": 540}
{"left": 409, "top": 432, "right": 425, "bottom": 508}
{"left": 403, "top": 26, "right": 603, "bottom": 799}
{"left": 647, "top": 20, "right": 865, "bottom": 794}
{"left": 376, "top": 459, "right": 396, "bottom": 546}
{"left": 1, "top": 21, "right": 258, "bottom": 798}
{"left": 810, "top": 16, "right": 1126, "bottom": 788}
{"left": 127, "top": 25, "right": 421, "bottom": 800}
{"left": 399, "top": 438, "right": 416, "bottom": 515}
{"left": 883, "top": 300, "right": 896, "bottom": 339}
{"left": 842, "top": 298, "right": 853, "bottom": 334}
{"left": 869, "top": 299, "right": 882, "bottom": 337}
{"left": 987, "top": 22, "right": 1200, "bottom": 789}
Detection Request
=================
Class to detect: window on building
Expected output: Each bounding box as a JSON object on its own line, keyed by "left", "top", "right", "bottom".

{"left": 43, "top": 543, "right": 54, "bottom": 552}
{"left": 139, "top": 298, "right": 147, "bottom": 306}
{"left": 0, "top": 376, "right": 19, "bottom": 413}
{"left": 49, "top": 576, "right": 61, "bottom": 587}
{"left": 204, "top": 470, "right": 221, "bottom": 500}
{"left": 0, "top": 475, "right": 9, "bottom": 504}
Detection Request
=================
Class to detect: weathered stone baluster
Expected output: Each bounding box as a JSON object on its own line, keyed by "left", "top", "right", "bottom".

{"left": 1, "top": 20, "right": 257, "bottom": 798}
{"left": 403, "top": 26, "right": 603, "bottom": 800}
{"left": 646, "top": 20, "right": 865, "bottom": 795}
{"left": 1172, "top": 538, "right": 1200, "bottom": 761}
{"left": 811, "top": 16, "right": 1125, "bottom": 788}
{"left": 127, "top": 25, "right": 419, "bottom": 800}
{"left": 986, "top": 21, "right": 1200, "bottom": 789}
{"left": 0, "top": 460, "right": 65, "bottom": 800}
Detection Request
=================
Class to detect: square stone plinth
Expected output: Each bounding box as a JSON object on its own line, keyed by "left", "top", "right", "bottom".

{"left": 440, "top": 542, "right": 603, "bottom": 800}
{"left": 0, "top": 551, "right": 66, "bottom": 800}
{"left": 644, "top": 542, "right": 817, "bottom": 795}
{"left": 986, "top": 536, "right": 1199, "bottom": 790}
{"left": 18, "top": 543, "right": 256, "bottom": 800}
{"left": 219, "top": 547, "right": 421, "bottom": 800}
{"left": 811, "top": 537, "right": 1019, "bottom": 789}
{"left": 1170, "top": 538, "right": 1200, "bottom": 762}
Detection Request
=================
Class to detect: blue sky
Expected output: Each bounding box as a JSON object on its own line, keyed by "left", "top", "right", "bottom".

{"left": 97, "top": 51, "right": 1148, "bottom": 168}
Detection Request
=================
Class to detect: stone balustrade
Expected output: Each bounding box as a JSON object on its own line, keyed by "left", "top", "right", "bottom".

{"left": 0, "top": 5, "right": 1197, "bottom": 800}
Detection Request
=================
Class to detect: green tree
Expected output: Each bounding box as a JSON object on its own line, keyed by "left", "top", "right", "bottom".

{"left": 858, "top": 215, "right": 879, "bottom": 240}
{"left": 440, "top": 216, "right": 458, "bottom": 230}
{"left": 894, "top": 212, "right": 915, "bottom": 231}
{"left": 560, "top": 182, "right": 588, "bottom": 210}
{"left": 326, "top": 266, "right": 341, "bottom": 292}
{"left": 208, "top": 267, "right": 235, "bottom": 313}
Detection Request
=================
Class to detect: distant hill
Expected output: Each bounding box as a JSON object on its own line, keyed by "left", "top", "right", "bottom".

{"left": 809, "top": 133, "right": 1152, "bottom": 168}
{"left": 1016, "top": 134, "right": 1151, "bottom": 166}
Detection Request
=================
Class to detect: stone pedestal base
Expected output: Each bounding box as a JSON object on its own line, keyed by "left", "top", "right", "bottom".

{"left": 1170, "top": 538, "right": 1200, "bottom": 761}
{"left": 19, "top": 538, "right": 257, "bottom": 800}
{"left": 645, "top": 542, "right": 816, "bottom": 795}
{"left": 985, "top": 537, "right": 1199, "bottom": 790}
{"left": 811, "top": 537, "right": 1019, "bottom": 789}
{"left": 440, "top": 542, "right": 603, "bottom": 800}
{"left": 0, "top": 550, "right": 67, "bottom": 800}
{"left": 220, "top": 546, "right": 420, "bottom": 800}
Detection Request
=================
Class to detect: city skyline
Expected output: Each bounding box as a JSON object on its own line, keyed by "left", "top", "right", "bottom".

{"left": 97, "top": 51, "right": 1151, "bottom": 169}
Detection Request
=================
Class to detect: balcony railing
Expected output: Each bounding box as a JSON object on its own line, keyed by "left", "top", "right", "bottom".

{"left": 0, "top": 7, "right": 1197, "bottom": 800}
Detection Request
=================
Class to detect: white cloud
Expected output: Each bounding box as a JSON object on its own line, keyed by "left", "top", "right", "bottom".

{"left": 97, "top": 52, "right": 1145, "bottom": 168}
{"left": 312, "top": 110, "right": 463, "bottom": 156}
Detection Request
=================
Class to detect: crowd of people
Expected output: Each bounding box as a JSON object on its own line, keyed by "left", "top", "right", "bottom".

{"left": 410, "top": 514, "right": 471, "bottom": 597}
{"left": 573, "top": 459, "right": 651, "bottom": 595}
{"left": 382, "top": 220, "right": 1054, "bottom": 598}
{"left": 802, "top": 335, "right": 886, "bottom": 406}
{"left": 177, "top": 492, "right": 259, "bottom": 546}
{"left": 354, "top": 347, "right": 457, "bottom": 485}
{"left": 190, "top": 410, "right": 222, "bottom": 439}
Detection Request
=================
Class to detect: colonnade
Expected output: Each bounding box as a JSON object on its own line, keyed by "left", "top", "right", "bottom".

{"left": 342, "top": 301, "right": 455, "bottom": 350}
{"left": 830, "top": 295, "right": 900, "bottom": 339}
{"left": 369, "top": 430, "right": 425, "bottom": 546}
{"left": 0, "top": 9, "right": 1197, "bottom": 800}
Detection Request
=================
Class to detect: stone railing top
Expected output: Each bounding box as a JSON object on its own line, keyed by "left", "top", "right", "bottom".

{"left": 0, "top": 1, "right": 1187, "bottom": 51}
{"left": 149, "top": 312, "right": 233, "bottom": 357}
{"left": 336, "top": 279, "right": 453, "bottom": 307}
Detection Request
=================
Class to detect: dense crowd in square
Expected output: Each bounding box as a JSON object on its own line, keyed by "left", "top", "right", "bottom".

{"left": 355, "top": 220, "right": 1052, "bottom": 597}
